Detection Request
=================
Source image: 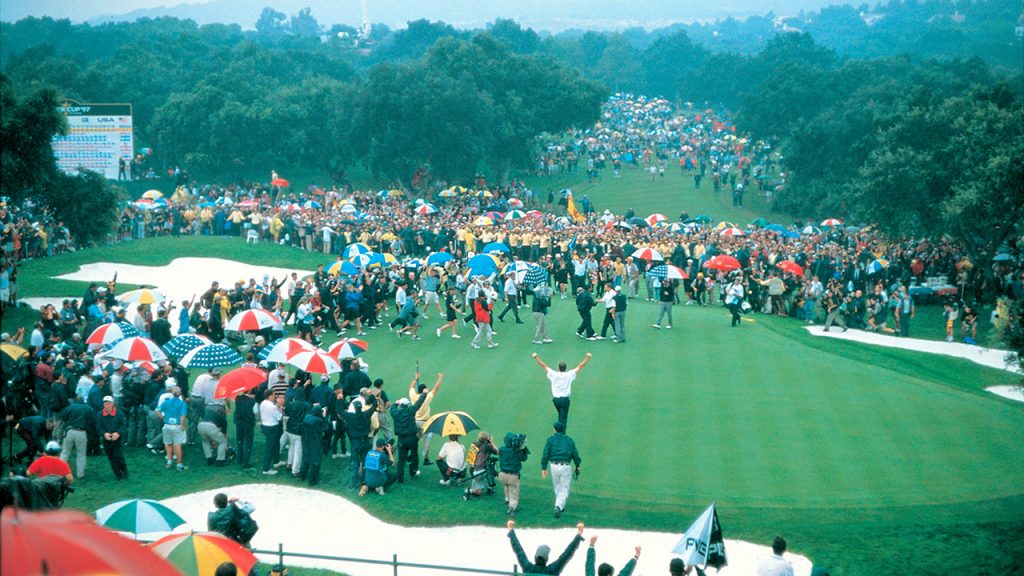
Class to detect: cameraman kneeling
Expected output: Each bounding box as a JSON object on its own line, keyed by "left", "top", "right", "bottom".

{"left": 499, "top": 432, "right": 530, "bottom": 518}
{"left": 208, "top": 493, "right": 258, "bottom": 548}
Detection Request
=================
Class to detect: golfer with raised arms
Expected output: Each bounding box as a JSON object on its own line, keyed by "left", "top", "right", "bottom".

{"left": 532, "top": 352, "right": 592, "bottom": 431}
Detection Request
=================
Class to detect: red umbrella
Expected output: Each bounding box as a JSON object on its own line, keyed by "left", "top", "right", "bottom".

{"left": 86, "top": 321, "right": 138, "bottom": 347}
{"left": 106, "top": 337, "right": 167, "bottom": 362}
{"left": 776, "top": 260, "right": 805, "bottom": 277}
{"left": 327, "top": 338, "right": 369, "bottom": 359}
{"left": 286, "top": 350, "right": 342, "bottom": 375}
{"left": 2, "top": 507, "right": 180, "bottom": 576}
{"left": 214, "top": 366, "right": 268, "bottom": 399}
{"left": 271, "top": 177, "right": 290, "bottom": 187}
{"left": 704, "top": 255, "right": 742, "bottom": 272}
{"left": 226, "top": 309, "right": 283, "bottom": 332}
{"left": 630, "top": 247, "right": 664, "bottom": 261}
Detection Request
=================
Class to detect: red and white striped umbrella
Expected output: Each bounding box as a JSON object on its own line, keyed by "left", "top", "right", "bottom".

{"left": 525, "top": 210, "right": 544, "bottom": 218}
{"left": 133, "top": 360, "right": 159, "bottom": 374}
{"left": 631, "top": 247, "right": 664, "bottom": 261}
{"left": 820, "top": 218, "right": 843, "bottom": 227}
{"left": 645, "top": 213, "right": 668, "bottom": 227}
{"left": 285, "top": 350, "right": 342, "bottom": 375}
{"left": 414, "top": 203, "right": 437, "bottom": 215}
{"left": 327, "top": 338, "right": 369, "bottom": 360}
{"left": 262, "top": 337, "right": 316, "bottom": 363}
{"left": 86, "top": 322, "right": 138, "bottom": 347}
{"left": 226, "top": 309, "right": 283, "bottom": 332}
{"left": 106, "top": 337, "right": 167, "bottom": 362}
{"left": 507, "top": 198, "right": 524, "bottom": 208}
{"left": 719, "top": 227, "right": 745, "bottom": 237}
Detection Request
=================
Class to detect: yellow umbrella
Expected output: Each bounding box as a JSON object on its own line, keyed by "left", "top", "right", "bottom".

{"left": 473, "top": 216, "right": 494, "bottom": 226}
{"left": 382, "top": 253, "right": 397, "bottom": 264}
{"left": 438, "top": 189, "right": 457, "bottom": 198}
{"left": 476, "top": 190, "right": 494, "bottom": 198}
{"left": 387, "top": 189, "right": 405, "bottom": 198}
{"left": 119, "top": 288, "right": 167, "bottom": 306}
{"left": 715, "top": 221, "right": 737, "bottom": 231}
{"left": 421, "top": 411, "right": 480, "bottom": 437}
{"left": 142, "top": 190, "right": 164, "bottom": 200}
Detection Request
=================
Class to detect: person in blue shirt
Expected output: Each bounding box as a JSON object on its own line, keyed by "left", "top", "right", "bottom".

{"left": 156, "top": 386, "right": 189, "bottom": 471}
{"left": 359, "top": 436, "right": 396, "bottom": 496}
{"left": 178, "top": 299, "right": 192, "bottom": 334}
{"left": 394, "top": 294, "right": 422, "bottom": 340}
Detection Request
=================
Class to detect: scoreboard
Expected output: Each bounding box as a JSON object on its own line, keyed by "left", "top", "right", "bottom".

{"left": 51, "top": 101, "right": 133, "bottom": 180}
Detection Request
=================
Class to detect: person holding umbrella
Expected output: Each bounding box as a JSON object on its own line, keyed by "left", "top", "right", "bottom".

{"left": 541, "top": 420, "right": 581, "bottom": 518}
{"left": 531, "top": 352, "right": 592, "bottom": 430}
{"left": 410, "top": 371, "right": 444, "bottom": 466}
{"left": 391, "top": 371, "right": 440, "bottom": 483}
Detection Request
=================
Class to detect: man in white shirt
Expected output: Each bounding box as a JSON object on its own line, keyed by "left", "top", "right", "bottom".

{"left": 258, "top": 389, "right": 284, "bottom": 475}
{"left": 531, "top": 352, "right": 592, "bottom": 431}
{"left": 189, "top": 368, "right": 216, "bottom": 442}
{"left": 30, "top": 322, "right": 45, "bottom": 348}
{"left": 497, "top": 273, "right": 523, "bottom": 324}
{"left": 725, "top": 275, "right": 745, "bottom": 327}
{"left": 435, "top": 435, "right": 466, "bottom": 485}
{"left": 757, "top": 536, "right": 794, "bottom": 576}
{"left": 597, "top": 283, "right": 617, "bottom": 339}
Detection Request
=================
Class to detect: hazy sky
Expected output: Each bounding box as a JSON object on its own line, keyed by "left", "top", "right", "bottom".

{"left": 1, "top": 0, "right": 847, "bottom": 30}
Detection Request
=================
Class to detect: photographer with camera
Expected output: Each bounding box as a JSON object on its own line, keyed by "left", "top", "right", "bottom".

{"left": 208, "top": 493, "right": 258, "bottom": 548}
{"left": 499, "top": 432, "right": 530, "bottom": 518}
{"left": 465, "top": 431, "right": 499, "bottom": 499}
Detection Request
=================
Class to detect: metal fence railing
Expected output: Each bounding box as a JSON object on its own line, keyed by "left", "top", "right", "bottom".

{"left": 252, "top": 542, "right": 528, "bottom": 576}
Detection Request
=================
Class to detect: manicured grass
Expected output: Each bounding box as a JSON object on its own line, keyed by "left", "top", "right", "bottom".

{"left": 6, "top": 241, "right": 1023, "bottom": 576}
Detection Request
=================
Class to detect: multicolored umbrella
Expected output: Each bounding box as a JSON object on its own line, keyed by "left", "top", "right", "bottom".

{"left": 475, "top": 190, "right": 494, "bottom": 198}
{"left": 438, "top": 189, "right": 457, "bottom": 198}
{"left": 142, "top": 189, "right": 164, "bottom": 200}
{"left": 179, "top": 343, "right": 243, "bottom": 369}
{"left": 704, "top": 255, "right": 742, "bottom": 272}
{"left": 820, "top": 218, "right": 843, "bottom": 227}
{"left": 631, "top": 247, "right": 664, "bottom": 261}
{"left": 504, "top": 210, "right": 526, "bottom": 220}
{"left": 95, "top": 499, "right": 187, "bottom": 535}
{"left": 327, "top": 260, "right": 359, "bottom": 276}
{"left": 86, "top": 321, "right": 139, "bottom": 347}
{"left": 106, "top": 337, "right": 167, "bottom": 362}
{"left": 426, "top": 252, "right": 455, "bottom": 266}
{"left": 473, "top": 216, "right": 494, "bottom": 227}
{"left": 421, "top": 411, "right": 480, "bottom": 437}
{"left": 3, "top": 507, "right": 180, "bottom": 576}
{"left": 214, "top": 366, "right": 268, "bottom": 399}
{"left": 286, "top": 349, "right": 342, "bottom": 375}
{"left": 506, "top": 197, "right": 524, "bottom": 208}
{"left": 776, "top": 260, "right": 805, "bottom": 277}
{"left": 226, "top": 309, "right": 283, "bottom": 332}
{"left": 646, "top": 213, "right": 667, "bottom": 227}
{"left": 120, "top": 288, "right": 167, "bottom": 306}
{"left": 866, "top": 258, "right": 890, "bottom": 275}
{"left": 715, "top": 221, "right": 737, "bottom": 231}
{"left": 134, "top": 360, "right": 159, "bottom": 374}
{"left": 647, "top": 264, "right": 689, "bottom": 280}
{"left": 719, "top": 227, "right": 745, "bottom": 237}
{"left": 149, "top": 531, "right": 257, "bottom": 576}
{"left": 259, "top": 337, "right": 316, "bottom": 363}
{"left": 414, "top": 203, "right": 437, "bottom": 215}
{"left": 327, "top": 338, "right": 369, "bottom": 359}
{"left": 161, "top": 333, "right": 212, "bottom": 359}
{"left": 801, "top": 226, "right": 821, "bottom": 235}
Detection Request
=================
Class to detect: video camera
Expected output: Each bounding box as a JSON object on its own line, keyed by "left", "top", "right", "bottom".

{"left": 509, "top": 433, "right": 528, "bottom": 452}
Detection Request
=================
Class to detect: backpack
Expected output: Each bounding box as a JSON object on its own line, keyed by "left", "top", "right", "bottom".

{"left": 364, "top": 449, "right": 387, "bottom": 473}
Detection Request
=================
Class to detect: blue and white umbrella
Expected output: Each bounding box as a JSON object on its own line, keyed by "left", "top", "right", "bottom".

{"left": 801, "top": 226, "right": 821, "bottom": 235}
{"left": 523, "top": 265, "right": 549, "bottom": 286}
{"left": 162, "top": 334, "right": 212, "bottom": 359}
{"left": 327, "top": 260, "right": 359, "bottom": 276}
{"left": 482, "top": 242, "right": 510, "bottom": 254}
{"left": 404, "top": 258, "right": 424, "bottom": 269}
{"left": 426, "top": 252, "right": 455, "bottom": 267}
{"left": 466, "top": 254, "right": 498, "bottom": 277}
{"left": 179, "top": 343, "right": 243, "bottom": 369}
{"left": 765, "top": 224, "right": 788, "bottom": 234}
{"left": 342, "top": 243, "right": 371, "bottom": 259}
{"left": 302, "top": 200, "right": 322, "bottom": 210}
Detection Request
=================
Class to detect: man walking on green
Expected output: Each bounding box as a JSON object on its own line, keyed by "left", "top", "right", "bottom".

{"left": 541, "top": 420, "right": 581, "bottom": 518}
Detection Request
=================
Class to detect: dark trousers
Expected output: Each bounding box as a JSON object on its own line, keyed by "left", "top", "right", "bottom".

{"left": 600, "top": 310, "right": 614, "bottom": 337}
{"left": 236, "top": 423, "right": 254, "bottom": 467}
{"left": 576, "top": 309, "right": 594, "bottom": 337}
{"left": 348, "top": 438, "right": 371, "bottom": 489}
{"left": 301, "top": 462, "right": 321, "bottom": 485}
{"left": 261, "top": 424, "right": 282, "bottom": 472}
{"left": 395, "top": 435, "right": 419, "bottom": 482}
{"left": 553, "top": 396, "right": 571, "bottom": 429}
{"left": 498, "top": 295, "right": 521, "bottom": 322}
{"left": 331, "top": 419, "right": 347, "bottom": 455}
{"left": 729, "top": 303, "right": 742, "bottom": 326}
{"left": 104, "top": 438, "right": 128, "bottom": 479}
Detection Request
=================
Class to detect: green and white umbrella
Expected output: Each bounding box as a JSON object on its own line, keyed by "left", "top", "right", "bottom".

{"left": 95, "top": 499, "right": 187, "bottom": 535}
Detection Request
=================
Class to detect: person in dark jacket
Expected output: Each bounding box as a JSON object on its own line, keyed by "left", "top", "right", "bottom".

{"left": 14, "top": 414, "right": 50, "bottom": 462}
{"left": 585, "top": 536, "right": 640, "bottom": 576}
{"left": 541, "top": 421, "right": 581, "bottom": 518}
{"left": 59, "top": 395, "right": 94, "bottom": 479}
{"left": 299, "top": 403, "right": 327, "bottom": 485}
{"left": 96, "top": 396, "right": 128, "bottom": 480}
{"left": 341, "top": 393, "right": 377, "bottom": 490}
{"left": 575, "top": 287, "right": 596, "bottom": 339}
{"left": 498, "top": 432, "right": 530, "bottom": 518}
{"left": 284, "top": 393, "right": 310, "bottom": 476}
{"left": 507, "top": 520, "right": 585, "bottom": 575}
{"left": 389, "top": 372, "right": 435, "bottom": 483}
{"left": 86, "top": 373, "right": 111, "bottom": 456}
{"left": 207, "top": 493, "right": 257, "bottom": 547}
{"left": 233, "top": 388, "right": 257, "bottom": 468}
{"left": 150, "top": 309, "right": 173, "bottom": 347}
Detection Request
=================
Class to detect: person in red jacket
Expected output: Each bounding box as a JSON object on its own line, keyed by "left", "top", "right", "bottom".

{"left": 27, "top": 441, "right": 74, "bottom": 484}
{"left": 470, "top": 292, "right": 498, "bottom": 349}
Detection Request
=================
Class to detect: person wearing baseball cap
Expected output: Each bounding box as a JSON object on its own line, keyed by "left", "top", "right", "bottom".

{"left": 98, "top": 395, "right": 129, "bottom": 480}
{"left": 27, "top": 441, "right": 74, "bottom": 484}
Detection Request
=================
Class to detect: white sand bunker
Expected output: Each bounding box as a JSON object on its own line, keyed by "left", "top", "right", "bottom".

{"left": 160, "top": 484, "right": 812, "bottom": 576}
{"left": 985, "top": 386, "right": 1024, "bottom": 403}
{"left": 805, "top": 326, "right": 1020, "bottom": 374}
{"left": 39, "top": 258, "right": 313, "bottom": 331}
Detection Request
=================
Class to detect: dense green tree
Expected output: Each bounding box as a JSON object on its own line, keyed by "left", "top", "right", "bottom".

{"left": 45, "top": 170, "right": 122, "bottom": 246}
{"left": 0, "top": 75, "right": 65, "bottom": 201}
{"left": 255, "top": 8, "right": 287, "bottom": 35}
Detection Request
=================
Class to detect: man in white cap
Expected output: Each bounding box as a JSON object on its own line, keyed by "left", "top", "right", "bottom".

{"left": 97, "top": 395, "right": 129, "bottom": 480}
{"left": 28, "top": 441, "right": 74, "bottom": 484}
